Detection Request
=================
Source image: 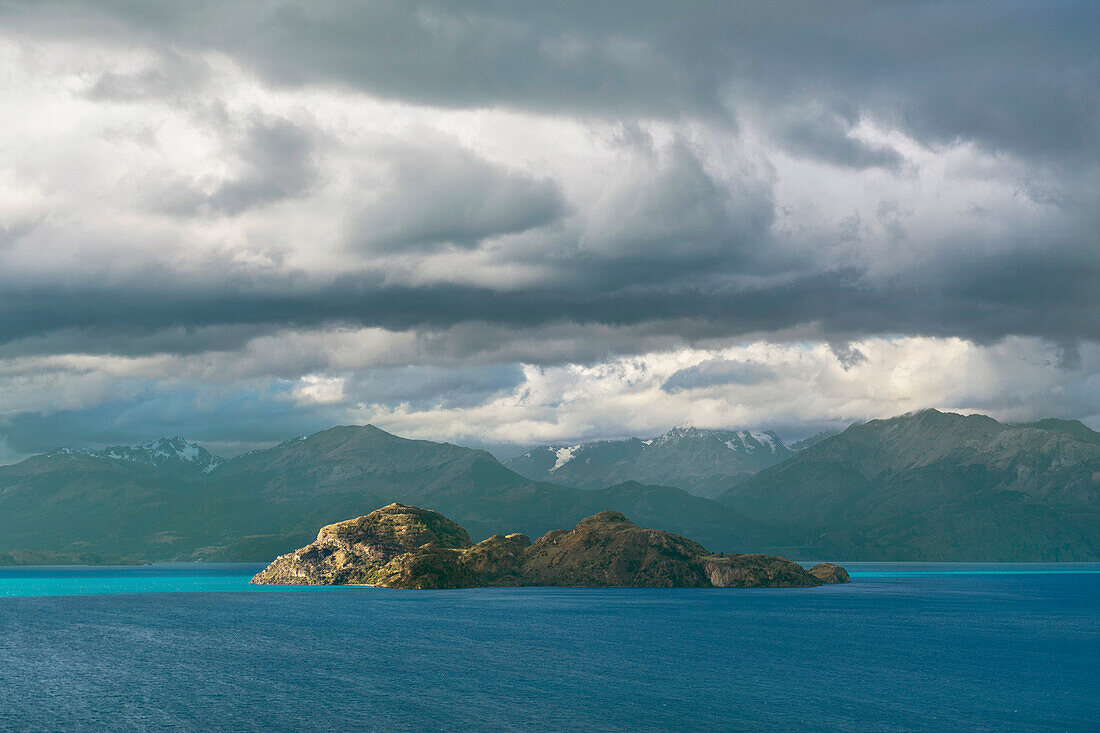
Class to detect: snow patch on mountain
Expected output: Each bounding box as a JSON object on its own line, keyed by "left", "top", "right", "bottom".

{"left": 502, "top": 425, "right": 796, "bottom": 498}
{"left": 750, "top": 431, "right": 778, "bottom": 453}
{"left": 551, "top": 445, "right": 580, "bottom": 471}
{"left": 46, "top": 447, "right": 98, "bottom": 459}
{"left": 46, "top": 437, "right": 224, "bottom": 473}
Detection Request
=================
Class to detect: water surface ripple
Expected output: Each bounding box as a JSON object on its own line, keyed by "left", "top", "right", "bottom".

{"left": 0, "top": 563, "right": 1096, "bottom": 731}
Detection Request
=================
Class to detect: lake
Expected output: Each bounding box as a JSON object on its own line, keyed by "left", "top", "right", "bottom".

{"left": 1, "top": 563, "right": 1097, "bottom": 731}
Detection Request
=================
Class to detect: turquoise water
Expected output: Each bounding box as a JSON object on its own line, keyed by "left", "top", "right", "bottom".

{"left": 0, "top": 563, "right": 1097, "bottom": 731}
{"left": 842, "top": 561, "right": 1100, "bottom": 578}
{"left": 0, "top": 563, "right": 347, "bottom": 597}
{"left": 854, "top": 569, "right": 1100, "bottom": 577}
{"left": 4, "top": 561, "right": 1097, "bottom": 597}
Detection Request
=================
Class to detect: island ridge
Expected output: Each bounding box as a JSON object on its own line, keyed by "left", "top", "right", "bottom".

{"left": 250, "top": 503, "right": 849, "bottom": 589}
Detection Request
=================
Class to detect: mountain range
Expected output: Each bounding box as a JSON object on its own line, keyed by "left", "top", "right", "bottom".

{"left": 0, "top": 410, "right": 1096, "bottom": 562}
{"left": 40, "top": 437, "right": 225, "bottom": 475}
{"left": 0, "top": 426, "right": 768, "bottom": 562}
{"left": 503, "top": 427, "right": 795, "bottom": 497}
{"left": 718, "top": 411, "right": 1100, "bottom": 560}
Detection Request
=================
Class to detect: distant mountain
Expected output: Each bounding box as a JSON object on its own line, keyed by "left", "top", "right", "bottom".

{"left": 717, "top": 410, "right": 1100, "bottom": 561}
{"left": 40, "top": 437, "right": 222, "bottom": 475}
{"left": 789, "top": 431, "right": 838, "bottom": 451}
{"left": 3, "top": 412, "right": 1096, "bottom": 563}
{"left": 99, "top": 437, "right": 223, "bottom": 474}
{"left": 1014, "top": 418, "right": 1100, "bottom": 446}
{"left": 504, "top": 426, "right": 795, "bottom": 497}
{"left": 0, "top": 426, "right": 768, "bottom": 562}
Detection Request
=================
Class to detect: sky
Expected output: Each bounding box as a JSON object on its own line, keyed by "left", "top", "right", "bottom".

{"left": 0, "top": 0, "right": 1097, "bottom": 461}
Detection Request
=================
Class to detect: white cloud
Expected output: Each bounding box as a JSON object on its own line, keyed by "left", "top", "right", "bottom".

{"left": 291, "top": 374, "right": 346, "bottom": 405}
{"left": 343, "top": 336, "right": 1100, "bottom": 445}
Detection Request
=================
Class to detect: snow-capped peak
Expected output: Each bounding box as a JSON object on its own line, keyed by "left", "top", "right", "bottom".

{"left": 45, "top": 447, "right": 99, "bottom": 459}
{"left": 653, "top": 426, "right": 706, "bottom": 447}
{"left": 138, "top": 437, "right": 200, "bottom": 461}
{"left": 96, "top": 437, "right": 223, "bottom": 472}
{"left": 647, "top": 426, "right": 788, "bottom": 455}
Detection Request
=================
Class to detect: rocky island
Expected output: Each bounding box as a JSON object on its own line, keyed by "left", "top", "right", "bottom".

{"left": 250, "top": 503, "right": 848, "bottom": 589}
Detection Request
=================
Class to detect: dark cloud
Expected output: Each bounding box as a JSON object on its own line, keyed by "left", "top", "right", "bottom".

{"left": 775, "top": 103, "right": 907, "bottom": 172}
{"left": 478, "top": 135, "right": 782, "bottom": 296}
{"left": 350, "top": 138, "right": 566, "bottom": 251}
{"left": 0, "top": 1, "right": 1093, "bottom": 353}
{"left": 207, "top": 118, "right": 319, "bottom": 214}
{"left": 662, "top": 360, "right": 777, "bottom": 393}
{"left": 345, "top": 364, "right": 525, "bottom": 410}
{"left": 576, "top": 139, "right": 772, "bottom": 266}
{"left": 0, "top": 325, "right": 279, "bottom": 360}
{"left": 85, "top": 51, "right": 211, "bottom": 102}
{"left": 0, "top": 364, "right": 519, "bottom": 455}
{"left": 2, "top": 247, "right": 1096, "bottom": 357}
{"left": 1056, "top": 341, "right": 1082, "bottom": 370}
{"left": 829, "top": 343, "right": 868, "bottom": 370}
{"left": 0, "top": 384, "right": 333, "bottom": 456}
{"left": 0, "top": 0, "right": 1097, "bottom": 456}
{"left": 133, "top": 117, "right": 320, "bottom": 216}
{"left": 6, "top": 1, "right": 1096, "bottom": 165}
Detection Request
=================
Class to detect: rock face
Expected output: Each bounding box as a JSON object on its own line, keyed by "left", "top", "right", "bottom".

{"left": 705, "top": 555, "right": 841, "bottom": 588}
{"left": 808, "top": 562, "right": 851, "bottom": 584}
{"left": 249, "top": 504, "right": 473, "bottom": 586}
{"left": 251, "top": 504, "right": 835, "bottom": 589}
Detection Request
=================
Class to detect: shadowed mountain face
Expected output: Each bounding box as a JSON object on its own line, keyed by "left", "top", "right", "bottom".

{"left": 718, "top": 410, "right": 1100, "bottom": 561}
{"left": 0, "top": 426, "right": 768, "bottom": 562}
{"left": 504, "top": 427, "right": 795, "bottom": 498}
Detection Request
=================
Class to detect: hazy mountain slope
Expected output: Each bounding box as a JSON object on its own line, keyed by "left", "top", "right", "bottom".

{"left": 504, "top": 427, "right": 795, "bottom": 497}
{"left": 0, "top": 426, "right": 769, "bottom": 561}
{"left": 0, "top": 437, "right": 222, "bottom": 556}
{"left": 1014, "top": 418, "right": 1100, "bottom": 446}
{"left": 717, "top": 410, "right": 1100, "bottom": 560}
{"left": 790, "top": 431, "right": 838, "bottom": 451}
{"left": 0, "top": 450, "right": 195, "bottom": 558}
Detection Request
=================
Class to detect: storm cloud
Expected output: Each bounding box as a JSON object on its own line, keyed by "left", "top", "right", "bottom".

{"left": 0, "top": 1, "right": 1096, "bottom": 458}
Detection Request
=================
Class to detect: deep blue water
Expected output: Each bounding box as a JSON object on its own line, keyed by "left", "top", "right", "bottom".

{"left": 0, "top": 564, "right": 1097, "bottom": 731}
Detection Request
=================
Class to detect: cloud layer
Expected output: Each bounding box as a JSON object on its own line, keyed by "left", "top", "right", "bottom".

{"left": 0, "top": 1, "right": 1096, "bottom": 459}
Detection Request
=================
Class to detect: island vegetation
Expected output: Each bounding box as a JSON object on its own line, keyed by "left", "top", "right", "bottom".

{"left": 250, "top": 503, "right": 848, "bottom": 589}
